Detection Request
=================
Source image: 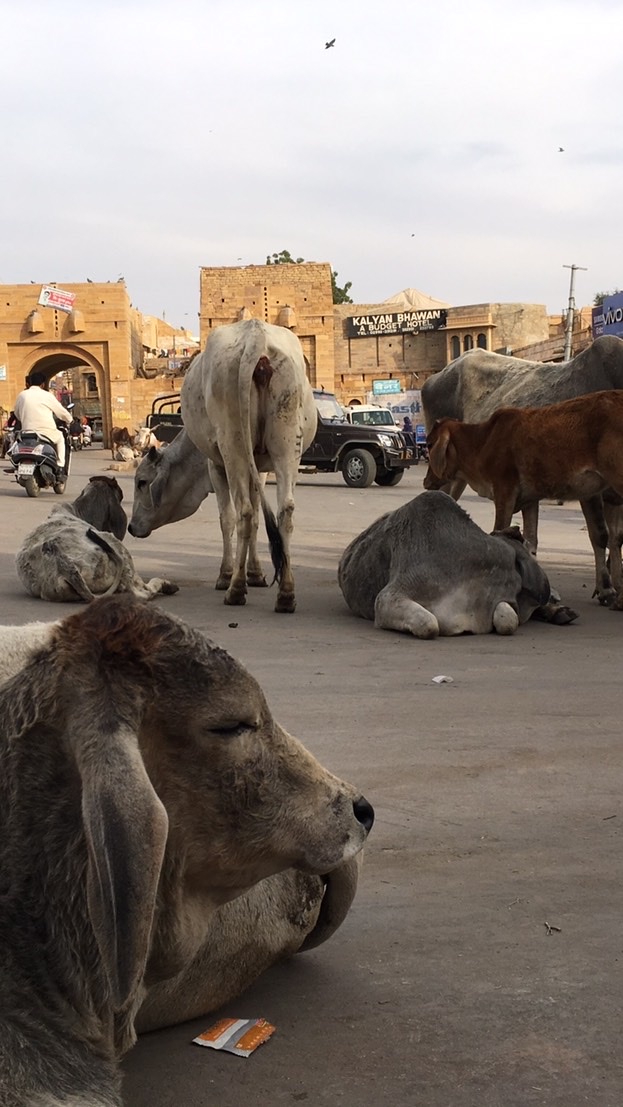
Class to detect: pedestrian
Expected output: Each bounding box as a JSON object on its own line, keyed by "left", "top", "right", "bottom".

{"left": 13, "top": 371, "right": 72, "bottom": 470}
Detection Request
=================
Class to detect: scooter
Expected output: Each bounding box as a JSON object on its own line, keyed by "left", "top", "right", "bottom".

{"left": 7, "top": 424, "right": 71, "bottom": 497}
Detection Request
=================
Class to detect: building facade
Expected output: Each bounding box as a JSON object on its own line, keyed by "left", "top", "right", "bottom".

{"left": 0, "top": 282, "right": 193, "bottom": 442}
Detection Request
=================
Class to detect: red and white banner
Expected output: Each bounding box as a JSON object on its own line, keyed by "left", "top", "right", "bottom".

{"left": 38, "top": 286, "right": 76, "bottom": 313}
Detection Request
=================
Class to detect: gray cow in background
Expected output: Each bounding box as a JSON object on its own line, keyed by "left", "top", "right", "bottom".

{"left": 338, "top": 492, "right": 577, "bottom": 638}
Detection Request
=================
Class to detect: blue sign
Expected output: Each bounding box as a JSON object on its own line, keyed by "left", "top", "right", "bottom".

{"left": 592, "top": 291, "right": 623, "bottom": 339}
{"left": 372, "top": 378, "right": 401, "bottom": 395}
{"left": 415, "top": 425, "right": 427, "bottom": 444}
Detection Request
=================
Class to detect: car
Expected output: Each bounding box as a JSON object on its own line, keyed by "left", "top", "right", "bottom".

{"left": 343, "top": 404, "right": 402, "bottom": 430}
{"left": 300, "top": 390, "right": 415, "bottom": 488}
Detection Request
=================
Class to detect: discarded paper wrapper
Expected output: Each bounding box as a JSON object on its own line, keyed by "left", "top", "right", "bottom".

{"left": 193, "top": 1017, "right": 276, "bottom": 1058}
{"left": 431, "top": 674, "right": 454, "bottom": 684}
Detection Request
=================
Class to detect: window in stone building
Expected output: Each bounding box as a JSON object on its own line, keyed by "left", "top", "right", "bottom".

{"left": 451, "top": 336, "right": 460, "bottom": 359}
{"left": 477, "top": 333, "right": 487, "bottom": 349}
{"left": 464, "top": 334, "right": 473, "bottom": 352}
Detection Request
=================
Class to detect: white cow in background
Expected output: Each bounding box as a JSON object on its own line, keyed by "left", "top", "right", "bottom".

{"left": 181, "top": 319, "right": 317, "bottom": 612}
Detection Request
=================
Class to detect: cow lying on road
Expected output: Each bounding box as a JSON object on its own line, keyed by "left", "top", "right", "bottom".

{"left": 338, "top": 491, "right": 577, "bottom": 637}
{"left": 181, "top": 319, "right": 317, "bottom": 612}
{"left": 0, "top": 596, "right": 373, "bottom": 1106}
{"left": 16, "top": 478, "right": 178, "bottom": 602}
{"left": 427, "top": 390, "right": 623, "bottom": 608}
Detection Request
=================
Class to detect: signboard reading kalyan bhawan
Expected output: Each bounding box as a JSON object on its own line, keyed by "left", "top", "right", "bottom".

{"left": 346, "top": 309, "right": 447, "bottom": 339}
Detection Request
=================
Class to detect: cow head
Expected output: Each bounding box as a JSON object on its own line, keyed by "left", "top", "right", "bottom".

{"left": 427, "top": 420, "right": 460, "bottom": 481}
{"left": 1, "top": 596, "right": 373, "bottom": 1051}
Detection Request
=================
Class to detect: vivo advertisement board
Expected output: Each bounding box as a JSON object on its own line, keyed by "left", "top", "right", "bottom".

{"left": 592, "top": 291, "right": 623, "bottom": 339}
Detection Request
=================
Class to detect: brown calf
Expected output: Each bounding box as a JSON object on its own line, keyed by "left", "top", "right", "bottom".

{"left": 427, "top": 389, "right": 623, "bottom": 608}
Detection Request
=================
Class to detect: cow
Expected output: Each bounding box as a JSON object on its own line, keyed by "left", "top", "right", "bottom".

{"left": 0, "top": 595, "right": 373, "bottom": 1106}
{"left": 338, "top": 491, "right": 577, "bottom": 637}
{"left": 110, "top": 425, "right": 133, "bottom": 460}
{"left": 129, "top": 428, "right": 213, "bottom": 536}
{"left": 421, "top": 335, "right": 623, "bottom": 569}
{"left": 180, "top": 319, "right": 317, "bottom": 612}
{"left": 16, "top": 479, "right": 178, "bottom": 602}
{"left": 427, "top": 390, "right": 623, "bottom": 609}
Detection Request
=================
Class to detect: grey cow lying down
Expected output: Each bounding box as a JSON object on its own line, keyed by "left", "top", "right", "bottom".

{"left": 0, "top": 596, "right": 373, "bottom": 1106}
{"left": 15, "top": 475, "right": 178, "bottom": 602}
{"left": 338, "top": 491, "right": 578, "bottom": 638}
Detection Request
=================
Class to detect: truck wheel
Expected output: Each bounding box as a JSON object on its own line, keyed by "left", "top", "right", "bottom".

{"left": 342, "top": 449, "right": 377, "bottom": 488}
{"left": 375, "top": 468, "right": 404, "bottom": 487}
{"left": 23, "top": 476, "right": 41, "bottom": 498}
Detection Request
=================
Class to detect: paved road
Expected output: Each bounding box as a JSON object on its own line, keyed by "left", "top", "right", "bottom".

{"left": 2, "top": 451, "right": 622, "bottom": 1107}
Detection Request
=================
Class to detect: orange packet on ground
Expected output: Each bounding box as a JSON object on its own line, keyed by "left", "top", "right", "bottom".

{"left": 192, "top": 1017, "right": 276, "bottom": 1058}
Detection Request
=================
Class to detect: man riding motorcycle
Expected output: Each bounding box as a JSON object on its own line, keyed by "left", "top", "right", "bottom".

{"left": 13, "top": 370, "right": 72, "bottom": 470}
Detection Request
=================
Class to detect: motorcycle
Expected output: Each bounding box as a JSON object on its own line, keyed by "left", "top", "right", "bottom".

{"left": 7, "top": 424, "right": 71, "bottom": 497}
{"left": 70, "top": 430, "right": 84, "bottom": 451}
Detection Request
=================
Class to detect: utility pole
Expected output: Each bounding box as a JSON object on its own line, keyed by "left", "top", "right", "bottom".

{"left": 562, "top": 264, "right": 587, "bottom": 361}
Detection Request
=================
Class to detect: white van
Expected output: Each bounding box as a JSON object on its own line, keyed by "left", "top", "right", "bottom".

{"left": 344, "top": 404, "right": 401, "bottom": 429}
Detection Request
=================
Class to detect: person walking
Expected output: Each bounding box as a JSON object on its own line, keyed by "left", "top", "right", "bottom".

{"left": 13, "top": 371, "right": 72, "bottom": 469}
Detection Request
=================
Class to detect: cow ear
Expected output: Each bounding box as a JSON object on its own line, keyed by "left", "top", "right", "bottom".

{"left": 72, "top": 720, "right": 168, "bottom": 1020}
{"left": 428, "top": 426, "right": 452, "bottom": 479}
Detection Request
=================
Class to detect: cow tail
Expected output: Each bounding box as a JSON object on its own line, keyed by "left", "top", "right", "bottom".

{"left": 261, "top": 496, "right": 285, "bottom": 585}
{"left": 239, "top": 322, "right": 285, "bottom": 586}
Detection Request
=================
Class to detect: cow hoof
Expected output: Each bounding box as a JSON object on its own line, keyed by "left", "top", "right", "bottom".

{"left": 247, "top": 573, "right": 268, "bottom": 588}
{"left": 224, "top": 591, "right": 247, "bottom": 606}
{"left": 215, "top": 575, "right": 232, "bottom": 591}
{"left": 595, "top": 588, "right": 617, "bottom": 606}
{"left": 550, "top": 604, "right": 579, "bottom": 625}
{"left": 275, "top": 594, "right": 296, "bottom": 614}
{"left": 607, "top": 594, "right": 623, "bottom": 611}
{"left": 161, "top": 581, "right": 179, "bottom": 595}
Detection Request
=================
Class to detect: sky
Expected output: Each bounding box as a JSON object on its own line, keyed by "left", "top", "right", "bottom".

{"left": 2, "top": 0, "right": 622, "bottom": 331}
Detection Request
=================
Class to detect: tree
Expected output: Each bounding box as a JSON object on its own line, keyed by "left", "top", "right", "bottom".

{"left": 331, "top": 270, "right": 353, "bottom": 304}
{"left": 265, "top": 250, "right": 305, "bottom": 265}
{"left": 593, "top": 289, "right": 621, "bottom": 306}
{"left": 264, "top": 250, "right": 354, "bottom": 304}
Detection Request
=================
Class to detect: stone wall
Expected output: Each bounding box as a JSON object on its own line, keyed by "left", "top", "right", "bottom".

{"left": 199, "top": 263, "right": 335, "bottom": 390}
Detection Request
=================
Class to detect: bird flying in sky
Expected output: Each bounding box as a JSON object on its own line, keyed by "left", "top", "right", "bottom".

{"left": 325, "top": 38, "right": 336, "bottom": 49}
{"left": 558, "top": 146, "right": 564, "bottom": 152}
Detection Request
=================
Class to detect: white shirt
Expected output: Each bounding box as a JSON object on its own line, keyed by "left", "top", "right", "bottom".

{"left": 14, "top": 385, "right": 72, "bottom": 438}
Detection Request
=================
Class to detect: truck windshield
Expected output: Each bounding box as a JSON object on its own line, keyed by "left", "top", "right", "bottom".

{"left": 350, "top": 410, "right": 397, "bottom": 427}
{"left": 316, "top": 395, "right": 346, "bottom": 422}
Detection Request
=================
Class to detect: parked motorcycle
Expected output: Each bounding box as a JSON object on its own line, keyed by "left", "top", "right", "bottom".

{"left": 7, "top": 424, "right": 71, "bottom": 497}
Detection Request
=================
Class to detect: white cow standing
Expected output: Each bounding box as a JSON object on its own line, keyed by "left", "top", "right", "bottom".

{"left": 181, "top": 319, "right": 317, "bottom": 612}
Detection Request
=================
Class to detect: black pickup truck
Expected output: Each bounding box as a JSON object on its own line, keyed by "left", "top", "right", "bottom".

{"left": 300, "top": 390, "right": 415, "bottom": 487}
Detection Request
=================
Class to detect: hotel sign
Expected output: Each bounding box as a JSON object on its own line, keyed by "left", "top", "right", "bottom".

{"left": 346, "top": 309, "right": 447, "bottom": 339}
{"left": 592, "top": 291, "right": 623, "bottom": 339}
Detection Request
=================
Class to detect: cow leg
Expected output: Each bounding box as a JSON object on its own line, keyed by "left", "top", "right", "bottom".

{"left": 521, "top": 502, "right": 539, "bottom": 556}
{"left": 579, "top": 496, "right": 616, "bottom": 605}
{"left": 603, "top": 497, "right": 623, "bottom": 598}
{"left": 210, "top": 465, "right": 236, "bottom": 591}
{"left": 216, "top": 459, "right": 257, "bottom": 605}
{"left": 492, "top": 494, "right": 517, "bottom": 534}
{"left": 247, "top": 472, "right": 268, "bottom": 587}
{"left": 374, "top": 586, "right": 439, "bottom": 638}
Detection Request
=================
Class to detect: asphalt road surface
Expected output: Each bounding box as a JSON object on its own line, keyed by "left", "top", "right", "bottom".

{"left": 1, "top": 450, "right": 622, "bottom": 1107}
